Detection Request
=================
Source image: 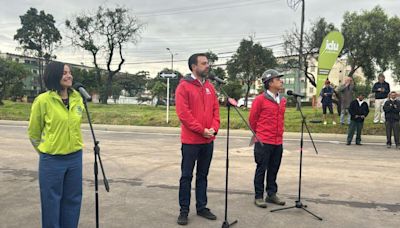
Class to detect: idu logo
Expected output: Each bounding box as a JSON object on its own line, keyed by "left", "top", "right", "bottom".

{"left": 325, "top": 40, "right": 339, "bottom": 52}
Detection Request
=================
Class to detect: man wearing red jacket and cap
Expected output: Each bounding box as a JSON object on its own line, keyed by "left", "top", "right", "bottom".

{"left": 249, "top": 69, "right": 287, "bottom": 208}
{"left": 175, "top": 53, "right": 220, "bottom": 225}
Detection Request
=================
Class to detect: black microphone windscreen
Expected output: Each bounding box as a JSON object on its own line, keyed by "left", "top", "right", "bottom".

{"left": 73, "top": 83, "right": 84, "bottom": 90}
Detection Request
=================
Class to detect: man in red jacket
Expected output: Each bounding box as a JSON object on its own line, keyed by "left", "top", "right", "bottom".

{"left": 175, "top": 53, "right": 220, "bottom": 225}
{"left": 249, "top": 69, "right": 286, "bottom": 208}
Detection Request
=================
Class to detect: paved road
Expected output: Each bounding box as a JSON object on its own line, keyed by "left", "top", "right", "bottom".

{"left": 0, "top": 122, "right": 399, "bottom": 228}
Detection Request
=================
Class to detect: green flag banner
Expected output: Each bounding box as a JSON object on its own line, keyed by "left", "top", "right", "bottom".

{"left": 316, "top": 31, "right": 344, "bottom": 96}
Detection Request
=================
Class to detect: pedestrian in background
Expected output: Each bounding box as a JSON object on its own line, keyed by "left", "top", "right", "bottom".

{"left": 347, "top": 92, "right": 369, "bottom": 145}
{"left": 372, "top": 73, "right": 390, "bottom": 123}
{"left": 383, "top": 91, "right": 400, "bottom": 149}
{"left": 338, "top": 77, "right": 354, "bottom": 125}
{"left": 320, "top": 79, "right": 337, "bottom": 125}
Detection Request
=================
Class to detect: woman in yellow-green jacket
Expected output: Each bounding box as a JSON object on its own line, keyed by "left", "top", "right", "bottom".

{"left": 28, "top": 61, "right": 85, "bottom": 228}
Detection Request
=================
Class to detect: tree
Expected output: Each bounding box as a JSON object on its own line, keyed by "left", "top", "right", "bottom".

{"left": 14, "top": 8, "right": 62, "bottom": 92}
{"left": 66, "top": 7, "right": 144, "bottom": 104}
{"left": 222, "top": 81, "right": 243, "bottom": 101}
{"left": 0, "top": 59, "right": 29, "bottom": 105}
{"left": 156, "top": 68, "right": 183, "bottom": 97}
{"left": 387, "top": 17, "right": 400, "bottom": 80}
{"left": 65, "top": 15, "right": 102, "bottom": 93}
{"left": 341, "top": 6, "right": 400, "bottom": 82}
{"left": 116, "top": 71, "right": 149, "bottom": 97}
{"left": 70, "top": 67, "right": 98, "bottom": 93}
{"left": 226, "top": 38, "right": 277, "bottom": 107}
{"left": 283, "top": 17, "right": 337, "bottom": 87}
{"left": 205, "top": 51, "right": 219, "bottom": 65}
{"left": 150, "top": 81, "right": 166, "bottom": 107}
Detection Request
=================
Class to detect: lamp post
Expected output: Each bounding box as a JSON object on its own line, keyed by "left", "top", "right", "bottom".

{"left": 166, "top": 48, "right": 174, "bottom": 124}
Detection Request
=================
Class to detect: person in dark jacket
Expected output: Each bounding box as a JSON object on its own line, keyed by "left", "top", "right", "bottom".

{"left": 249, "top": 69, "right": 286, "bottom": 208}
{"left": 372, "top": 73, "right": 390, "bottom": 123}
{"left": 346, "top": 93, "right": 370, "bottom": 145}
{"left": 175, "top": 53, "right": 220, "bottom": 225}
{"left": 383, "top": 91, "right": 400, "bottom": 149}
{"left": 320, "top": 79, "right": 337, "bottom": 125}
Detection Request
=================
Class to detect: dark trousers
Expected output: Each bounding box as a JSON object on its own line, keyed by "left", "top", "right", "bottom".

{"left": 253, "top": 143, "right": 283, "bottom": 199}
{"left": 385, "top": 121, "right": 400, "bottom": 146}
{"left": 347, "top": 120, "right": 364, "bottom": 144}
{"left": 39, "top": 150, "right": 82, "bottom": 228}
{"left": 179, "top": 142, "right": 213, "bottom": 214}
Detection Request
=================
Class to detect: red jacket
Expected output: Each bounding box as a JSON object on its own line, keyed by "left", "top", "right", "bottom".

{"left": 175, "top": 75, "right": 220, "bottom": 144}
{"left": 249, "top": 93, "right": 286, "bottom": 145}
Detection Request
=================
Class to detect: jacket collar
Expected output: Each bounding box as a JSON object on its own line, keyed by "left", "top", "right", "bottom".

{"left": 263, "top": 91, "right": 283, "bottom": 104}
{"left": 48, "top": 89, "right": 80, "bottom": 102}
{"left": 182, "top": 74, "right": 207, "bottom": 87}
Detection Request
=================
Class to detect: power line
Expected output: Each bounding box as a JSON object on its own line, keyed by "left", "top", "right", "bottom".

{"left": 136, "top": 0, "right": 280, "bottom": 17}
{"left": 81, "top": 42, "right": 285, "bottom": 66}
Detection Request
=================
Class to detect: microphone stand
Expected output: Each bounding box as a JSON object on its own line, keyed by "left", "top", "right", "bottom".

{"left": 216, "top": 82, "right": 263, "bottom": 228}
{"left": 270, "top": 95, "right": 322, "bottom": 221}
{"left": 82, "top": 97, "right": 110, "bottom": 228}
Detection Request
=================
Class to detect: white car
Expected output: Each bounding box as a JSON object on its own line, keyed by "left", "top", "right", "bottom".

{"left": 237, "top": 97, "right": 255, "bottom": 108}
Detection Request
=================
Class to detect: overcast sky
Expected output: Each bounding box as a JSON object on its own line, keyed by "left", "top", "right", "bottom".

{"left": 0, "top": 0, "right": 399, "bottom": 77}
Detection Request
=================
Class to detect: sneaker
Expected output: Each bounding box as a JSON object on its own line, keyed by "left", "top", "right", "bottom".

{"left": 356, "top": 142, "right": 362, "bottom": 145}
{"left": 397, "top": 145, "right": 400, "bottom": 150}
{"left": 346, "top": 142, "right": 351, "bottom": 145}
{"left": 387, "top": 144, "right": 391, "bottom": 148}
{"left": 323, "top": 121, "right": 327, "bottom": 125}
{"left": 265, "top": 194, "right": 286, "bottom": 206}
{"left": 177, "top": 213, "right": 188, "bottom": 225}
{"left": 254, "top": 198, "right": 267, "bottom": 208}
{"left": 197, "top": 208, "right": 217, "bottom": 220}
{"left": 332, "top": 121, "right": 337, "bottom": 125}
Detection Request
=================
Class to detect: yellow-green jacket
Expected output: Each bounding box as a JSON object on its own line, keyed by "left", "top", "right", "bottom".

{"left": 28, "top": 90, "right": 85, "bottom": 155}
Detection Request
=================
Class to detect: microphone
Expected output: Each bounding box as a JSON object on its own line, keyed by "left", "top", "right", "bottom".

{"left": 208, "top": 73, "right": 226, "bottom": 84}
{"left": 287, "top": 90, "right": 305, "bottom": 98}
{"left": 73, "top": 83, "right": 92, "bottom": 100}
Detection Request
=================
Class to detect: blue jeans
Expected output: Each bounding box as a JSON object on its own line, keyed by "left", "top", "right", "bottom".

{"left": 179, "top": 143, "right": 213, "bottom": 214}
{"left": 254, "top": 143, "right": 283, "bottom": 199}
{"left": 39, "top": 150, "right": 82, "bottom": 228}
{"left": 340, "top": 108, "right": 351, "bottom": 124}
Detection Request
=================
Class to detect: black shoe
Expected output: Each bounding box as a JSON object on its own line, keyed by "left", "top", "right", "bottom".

{"left": 387, "top": 144, "right": 391, "bottom": 148}
{"left": 197, "top": 208, "right": 217, "bottom": 220}
{"left": 346, "top": 142, "right": 351, "bottom": 145}
{"left": 177, "top": 213, "right": 188, "bottom": 225}
{"left": 356, "top": 142, "right": 362, "bottom": 145}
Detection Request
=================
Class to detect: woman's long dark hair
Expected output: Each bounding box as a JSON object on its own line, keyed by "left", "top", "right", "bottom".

{"left": 43, "top": 61, "right": 65, "bottom": 92}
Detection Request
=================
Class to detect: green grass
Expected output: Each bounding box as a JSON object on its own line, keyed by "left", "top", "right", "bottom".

{"left": 0, "top": 100, "right": 386, "bottom": 135}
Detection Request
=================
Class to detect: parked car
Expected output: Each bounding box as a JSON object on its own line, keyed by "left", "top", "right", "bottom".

{"left": 237, "top": 97, "right": 256, "bottom": 108}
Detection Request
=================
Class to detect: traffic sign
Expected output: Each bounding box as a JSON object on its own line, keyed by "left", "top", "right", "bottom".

{"left": 160, "top": 73, "right": 177, "bottom": 78}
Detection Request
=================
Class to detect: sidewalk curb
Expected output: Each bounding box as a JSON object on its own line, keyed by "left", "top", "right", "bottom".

{"left": 0, "top": 120, "right": 386, "bottom": 144}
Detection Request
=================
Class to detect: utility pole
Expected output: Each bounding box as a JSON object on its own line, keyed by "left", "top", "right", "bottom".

{"left": 166, "top": 48, "right": 174, "bottom": 124}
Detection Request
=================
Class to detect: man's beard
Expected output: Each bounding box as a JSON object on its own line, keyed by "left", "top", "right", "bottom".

{"left": 197, "top": 69, "right": 208, "bottom": 78}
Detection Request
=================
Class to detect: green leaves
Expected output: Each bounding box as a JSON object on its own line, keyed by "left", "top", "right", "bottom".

{"left": 14, "top": 7, "right": 61, "bottom": 59}
{"left": 0, "top": 59, "right": 29, "bottom": 105}
{"left": 342, "top": 6, "right": 400, "bottom": 81}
